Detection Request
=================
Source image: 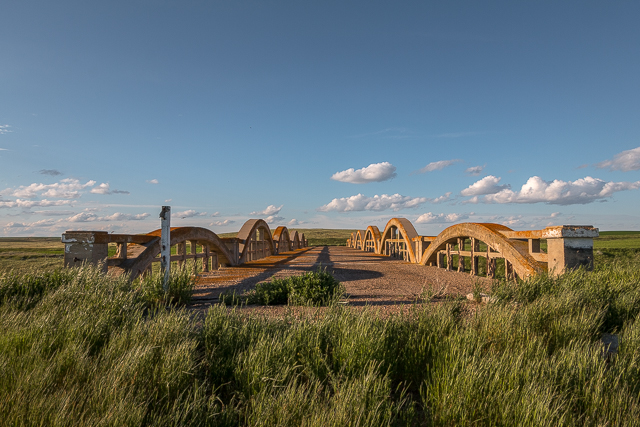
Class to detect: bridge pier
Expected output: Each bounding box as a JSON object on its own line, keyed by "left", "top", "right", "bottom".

{"left": 544, "top": 226, "right": 599, "bottom": 277}
{"left": 62, "top": 231, "right": 109, "bottom": 273}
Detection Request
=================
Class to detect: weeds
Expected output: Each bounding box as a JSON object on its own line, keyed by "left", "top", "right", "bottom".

{"left": 2, "top": 257, "right": 640, "bottom": 426}
{"left": 220, "top": 267, "right": 345, "bottom": 307}
{"left": 134, "top": 266, "right": 196, "bottom": 306}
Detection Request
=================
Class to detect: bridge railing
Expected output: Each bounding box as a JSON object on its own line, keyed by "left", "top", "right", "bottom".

{"left": 62, "top": 220, "right": 308, "bottom": 279}
{"left": 352, "top": 219, "right": 599, "bottom": 279}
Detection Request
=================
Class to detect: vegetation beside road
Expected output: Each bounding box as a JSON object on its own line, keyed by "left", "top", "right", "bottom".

{"left": 2, "top": 247, "right": 640, "bottom": 425}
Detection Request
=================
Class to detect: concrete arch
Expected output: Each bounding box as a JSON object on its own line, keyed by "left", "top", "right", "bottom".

{"left": 237, "top": 219, "right": 276, "bottom": 263}
{"left": 379, "top": 218, "right": 419, "bottom": 263}
{"left": 419, "top": 223, "right": 545, "bottom": 279}
{"left": 113, "top": 226, "right": 237, "bottom": 281}
{"left": 363, "top": 225, "right": 381, "bottom": 253}
{"left": 290, "top": 230, "right": 300, "bottom": 249}
{"left": 354, "top": 230, "right": 367, "bottom": 250}
{"left": 299, "top": 233, "right": 306, "bottom": 247}
{"left": 272, "top": 226, "right": 291, "bottom": 253}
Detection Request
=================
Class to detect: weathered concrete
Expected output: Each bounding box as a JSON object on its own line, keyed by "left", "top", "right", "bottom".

{"left": 545, "top": 226, "right": 598, "bottom": 276}
{"left": 352, "top": 219, "right": 599, "bottom": 280}
{"left": 62, "top": 219, "right": 309, "bottom": 280}
{"left": 62, "top": 231, "right": 109, "bottom": 272}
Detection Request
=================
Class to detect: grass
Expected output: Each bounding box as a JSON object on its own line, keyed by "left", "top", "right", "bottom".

{"left": 220, "top": 268, "right": 345, "bottom": 306}
{"left": 2, "top": 248, "right": 640, "bottom": 425}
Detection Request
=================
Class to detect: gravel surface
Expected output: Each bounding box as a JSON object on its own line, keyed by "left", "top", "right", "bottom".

{"left": 191, "top": 246, "right": 494, "bottom": 317}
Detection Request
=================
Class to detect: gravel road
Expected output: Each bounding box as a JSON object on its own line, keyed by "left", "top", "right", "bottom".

{"left": 191, "top": 246, "right": 493, "bottom": 315}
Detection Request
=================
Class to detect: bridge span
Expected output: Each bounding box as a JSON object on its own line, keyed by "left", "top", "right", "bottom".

{"left": 61, "top": 216, "right": 598, "bottom": 285}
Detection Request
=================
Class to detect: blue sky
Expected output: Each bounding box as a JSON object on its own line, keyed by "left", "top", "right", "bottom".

{"left": 2, "top": 1, "right": 640, "bottom": 237}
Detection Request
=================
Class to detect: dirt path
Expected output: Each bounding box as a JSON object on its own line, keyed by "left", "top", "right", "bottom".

{"left": 191, "top": 246, "right": 493, "bottom": 314}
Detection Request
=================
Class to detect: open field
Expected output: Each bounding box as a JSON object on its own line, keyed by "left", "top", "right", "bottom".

{"left": 2, "top": 246, "right": 640, "bottom": 425}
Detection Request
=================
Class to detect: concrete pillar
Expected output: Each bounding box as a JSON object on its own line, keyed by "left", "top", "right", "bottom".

{"left": 61, "top": 231, "right": 109, "bottom": 273}
{"left": 543, "top": 226, "right": 599, "bottom": 277}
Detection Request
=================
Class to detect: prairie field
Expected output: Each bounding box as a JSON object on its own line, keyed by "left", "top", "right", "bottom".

{"left": 1, "top": 231, "right": 640, "bottom": 426}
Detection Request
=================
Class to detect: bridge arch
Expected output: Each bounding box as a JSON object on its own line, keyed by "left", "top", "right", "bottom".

{"left": 363, "top": 225, "right": 381, "bottom": 253}
{"left": 112, "top": 226, "right": 237, "bottom": 281}
{"left": 379, "top": 218, "right": 419, "bottom": 263}
{"left": 354, "top": 230, "right": 367, "bottom": 250}
{"left": 290, "top": 230, "right": 301, "bottom": 249}
{"left": 237, "top": 219, "right": 276, "bottom": 263}
{"left": 272, "top": 226, "right": 291, "bottom": 253}
{"left": 419, "top": 223, "right": 545, "bottom": 279}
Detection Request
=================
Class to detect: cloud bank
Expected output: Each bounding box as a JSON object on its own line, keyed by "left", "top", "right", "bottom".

{"left": 474, "top": 176, "right": 640, "bottom": 205}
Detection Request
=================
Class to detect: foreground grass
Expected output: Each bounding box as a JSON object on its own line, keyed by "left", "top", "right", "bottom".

{"left": 2, "top": 254, "right": 640, "bottom": 426}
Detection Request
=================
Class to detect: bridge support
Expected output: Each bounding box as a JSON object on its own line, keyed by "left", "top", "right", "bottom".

{"left": 62, "top": 231, "right": 109, "bottom": 273}
{"left": 544, "top": 226, "right": 598, "bottom": 277}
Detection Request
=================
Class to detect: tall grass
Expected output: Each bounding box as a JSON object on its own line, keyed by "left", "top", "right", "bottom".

{"left": 2, "top": 258, "right": 640, "bottom": 426}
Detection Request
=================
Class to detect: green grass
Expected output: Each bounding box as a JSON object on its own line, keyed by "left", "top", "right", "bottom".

{"left": 221, "top": 268, "right": 345, "bottom": 306}
{"left": 2, "top": 251, "right": 640, "bottom": 425}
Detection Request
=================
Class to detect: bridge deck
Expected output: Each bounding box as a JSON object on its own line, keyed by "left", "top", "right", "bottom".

{"left": 192, "top": 246, "right": 493, "bottom": 312}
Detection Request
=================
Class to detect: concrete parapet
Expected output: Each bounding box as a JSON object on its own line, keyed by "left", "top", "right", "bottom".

{"left": 545, "top": 225, "right": 598, "bottom": 276}
{"left": 62, "top": 231, "right": 109, "bottom": 272}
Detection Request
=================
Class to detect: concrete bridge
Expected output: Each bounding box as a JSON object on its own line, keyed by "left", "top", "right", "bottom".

{"left": 348, "top": 218, "right": 599, "bottom": 279}
{"left": 61, "top": 219, "right": 307, "bottom": 280}
{"left": 62, "top": 216, "right": 598, "bottom": 282}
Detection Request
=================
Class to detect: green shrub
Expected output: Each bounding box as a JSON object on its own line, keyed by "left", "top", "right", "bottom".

{"left": 220, "top": 268, "right": 344, "bottom": 307}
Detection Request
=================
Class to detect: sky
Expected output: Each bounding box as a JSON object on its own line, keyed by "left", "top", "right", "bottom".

{"left": 2, "top": 1, "right": 640, "bottom": 237}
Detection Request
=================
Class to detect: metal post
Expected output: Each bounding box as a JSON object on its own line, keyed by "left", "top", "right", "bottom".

{"left": 160, "top": 206, "right": 171, "bottom": 291}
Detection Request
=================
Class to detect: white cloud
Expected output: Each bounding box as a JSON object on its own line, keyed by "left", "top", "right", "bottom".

{"left": 288, "top": 219, "right": 304, "bottom": 226}
{"left": 10, "top": 178, "right": 96, "bottom": 199}
{"left": 33, "top": 210, "right": 76, "bottom": 216}
{"left": 90, "top": 183, "right": 130, "bottom": 195}
{"left": 211, "top": 219, "right": 235, "bottom": 226}
{"left": 67, "top": 212, "right": 150, "bottom": 222}
{"left": 67, "top": 212, "right": 99, "bottom": 222}
{"left": 461, "top": 175, "right": 510, "bottom": 196}
{"left": 318, "top": 193, "right": 428, "bottom": 212}
{"left": 175, "top": 210, "right": 207, "bottom": 218}
{"left": 596, "top": 147, "right": 640, "bottom": 172}
{"left": 251, "top": 204, "right": 283, "bottom": 216}
{"left": 39, "top": 169, "right": 63, "bottom": 176}
{"left": 431, "top": 192, "right": 452, "bottom": 204}
{"left": 100, "top": 212, "right": 150, "bottom": 221}
{"left": 4, "top": 219, "right": 57, "bottom": 231}
{"left": 481, "top": 176, "right": 640, "bottom": 205}
{"left": 550, "top": 212, "right": 561, "bottom": 218}
{"left": 264, "top": 215, "right": 285, "bottom": 224}
{"left": 416, "top": 212, "right": 471, "bottom": 224}
{"left": 210, "top": 212, "right": 220, "bottom": 217}
{"left": 0, "top": 199, "right": 74, "bottom": 209}
{"left": 414, "top": 159, "right": 462, "bottom": 174}
{"left": 465, "top": 165, "right": 485, "bottom": 176}
{"left": 0, "top": 148, "right": 7, "bottom": 151}
{"left": 147, "top": 179, "right": 159, "bottom": 184}
{"left": 330, "top": 162, "right": 397, "bottom": 184}
{"left": 0, "top": 125, "right": 11, "bottom": 134}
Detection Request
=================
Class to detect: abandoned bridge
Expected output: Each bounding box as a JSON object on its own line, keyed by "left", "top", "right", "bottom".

{"left": 62, "top": 216, "right": 598, "bottom": 305}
